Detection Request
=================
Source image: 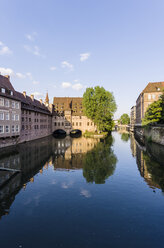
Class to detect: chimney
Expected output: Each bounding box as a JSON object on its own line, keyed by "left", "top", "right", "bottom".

{"left": 40, "top": 99, "right": 43, "bottom": 104}
{"left": 30, "top": 94, "right": 34, "bottom": 101}
{"left": 4, "top": 75, "right": 10, "bottom": 80}
{"left": 23, "top": 91, "right": 26, "bottom": 98}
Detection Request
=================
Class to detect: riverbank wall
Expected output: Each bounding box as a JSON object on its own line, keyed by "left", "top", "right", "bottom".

{"left": 134, "top": 125, "right": 164, "bottom": 146}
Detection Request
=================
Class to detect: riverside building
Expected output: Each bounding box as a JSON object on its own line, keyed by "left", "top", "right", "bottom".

{"left": 0, "top": 75, "right": 21, "bottom": 148}
{"left": 53, "top": 97, "right": 97, "bottom": 134}
{"left": 16, "top": 91, "right": 52, "bottom": 143}
{"left": 0, "top": 75, "right": 52, "bottom": 148}
{"left": 130, "top": 105, "right": 136, "bottom": 131}
{"left": 135, "top": 82, "right": 164, "bottom": 126}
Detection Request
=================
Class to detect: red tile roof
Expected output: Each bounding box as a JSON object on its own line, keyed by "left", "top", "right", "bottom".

{"left": 142, "top": 82, "right": 164, "bottom": 93}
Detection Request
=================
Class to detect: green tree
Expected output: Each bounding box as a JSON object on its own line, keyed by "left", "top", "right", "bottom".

{"left": 119, "top": 113, "right": 130, "bottom": 125}
{"left": 142, "top": 99, "right": 162, "bottom": 126}
{"left": 142, "top": 91, "right": 164, "bottom": 126}
{"left": 83, "top": 136, "right": 117, "bottom": 184}
{"left": 82, "top": 86, "right": 117, "bottom": 132}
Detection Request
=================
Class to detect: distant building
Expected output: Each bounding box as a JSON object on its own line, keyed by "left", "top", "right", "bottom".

{"left": 53, "top": 97, "right": 97, "bottom": 134}
{"left": 130, "top": 106, "right": 136, "bottom": 131}
{"left": 136, "top": 82, "right": 164, "bottom": 125}
{"left": 16, "top": 91, "right": 52, "bottom": 143}
{"left": 0, "top": 75, "right": 21, "bottom": 147}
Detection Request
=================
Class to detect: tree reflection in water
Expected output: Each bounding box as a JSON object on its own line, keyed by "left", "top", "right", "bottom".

{"left": 143, "top": 153, "right": 164, "bottom": 192}
{"left": 83, "top": 136, "right": 117, "bottom": 184}
{"left": 121, "top": 133, "right": 130, "bottom": 142}
{"left": 130, "top": 133, "right": 164, "bottom": 192}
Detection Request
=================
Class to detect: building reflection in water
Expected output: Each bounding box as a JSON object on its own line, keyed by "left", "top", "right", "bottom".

{"left": 130, "top": 134, "right": 164, "bottom": 192}
{"left": 0, "top": 135, "right": 117, "bottom": 219}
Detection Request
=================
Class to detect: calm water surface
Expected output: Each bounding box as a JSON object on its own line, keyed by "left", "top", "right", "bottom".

{"left": 0, "top": 132, "right": 164, "bottom": 248}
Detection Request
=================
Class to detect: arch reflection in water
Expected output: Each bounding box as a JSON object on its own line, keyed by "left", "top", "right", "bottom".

{"left": 52, "top": 135, "right": 117, "bottom": 183}
{"left": 130, "top": 134, "right": 164, "bottom": 192}
{"left": 0, "top": 135, "right": 117, "bottom": 219}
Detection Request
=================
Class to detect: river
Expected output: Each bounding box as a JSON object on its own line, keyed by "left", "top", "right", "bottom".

{"left": 0, "top": 132, "right": 164, "bottom": 248}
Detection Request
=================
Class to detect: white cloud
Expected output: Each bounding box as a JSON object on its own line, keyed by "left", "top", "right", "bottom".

{"left": 72, "top": 83, "right": 83, "bottom": 91}
{"left": 16, "top": 72, "right": 26, "bottom": 79}
{"left": 61, "top": 82, "right": 84, "bottom": 91}
{"left": 26, "top": 72, "right": 33, "bottom": 80}
{"left": 50, "top": 66, "right": 57, "bottom": 71}
{"left": 25, "top": 32, "right": 37, "bottom": 41}
{"left": 0, "top": 41, "right": 12, "bottom": 55}
{"left": 24, "top": 45, "right": 45, "bottom": 57}
{"left": 80, "top": 189, "right": 91, "bottom": 198}
{"left": 80, "top": 53, "right": 90, "bottom": 62}
{"left": 32, "top": 92, "right": 44, "bottom": 99}
{"left": 61, "top": 61, "right": 74, "bottom": 71}
{"left": 32, "top": 80, "right": 40, "bottom": 85}
{"left": 0, "top": 67, "right": 13, "bottom": 75}
{"left": 62, "top": 82, "right": 72, "bottom": 88}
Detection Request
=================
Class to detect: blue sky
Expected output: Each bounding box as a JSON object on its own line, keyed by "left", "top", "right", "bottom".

{"left": 1, "top": 0, "right": 164, "bottom": 118}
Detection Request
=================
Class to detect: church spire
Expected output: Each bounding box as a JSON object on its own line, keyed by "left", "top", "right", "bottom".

{"left": 45, "top": 92, "right": 49, "bottom": 106}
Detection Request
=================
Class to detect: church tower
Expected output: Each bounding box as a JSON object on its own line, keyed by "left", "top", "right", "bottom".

{"left": 44, "top": 92, "right": 49, "bottom": 106}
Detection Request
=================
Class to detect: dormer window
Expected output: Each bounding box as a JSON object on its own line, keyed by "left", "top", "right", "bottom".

{"left": 10, "top": 91, "right": 13, "bottom": 96}
{"left": 1, "top": 88, "right": 5, "bottom": 93}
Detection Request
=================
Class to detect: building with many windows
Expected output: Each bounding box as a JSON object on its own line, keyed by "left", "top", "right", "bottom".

{"left": 136, "top": 82, "right": 164, "bottom": 126}
{"left": 0, "top": 75, "right": 53, "bottom": 148}
{"left": 16, "top": 91, "right": 52, "bottom": 143}
{"left": 130, "top": 105, "right": 136, "bottom": 131}
{"left": 0, "top": 75, "right": 21, "bottom": 147}
{"left": 53, "top": 97, "right": 97, "bottom": 134}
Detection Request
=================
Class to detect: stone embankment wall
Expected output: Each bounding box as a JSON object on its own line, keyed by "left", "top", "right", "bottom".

{"left": 144, "top": 125, "right": 164, "bottom": 146}
{"left": 134, "top": 125, "right": 164, "bottom": 146}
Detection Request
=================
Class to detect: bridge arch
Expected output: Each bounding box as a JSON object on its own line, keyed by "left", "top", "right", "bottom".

{"left": 53, "top": 129, "right": 67, "bottom": 138}
{"left": 70, "top": 129, "right": 82, "bottom": 138}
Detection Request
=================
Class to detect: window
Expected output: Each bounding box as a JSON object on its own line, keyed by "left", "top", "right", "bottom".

{"left": 148, "top": 94, "right": 151, "bottom": 100}
{"left": 15, "top": 102, "right": 19, "bottom": 109}
{"left": 12, "top": 114, "right": 15, "bottom": 121}
{"left": 1, "top": 88, "right": 5, "bottom": 93}
{"left": 12, "top": 101, "right": 15, "bottom": 108}
{"left": 6, "top": 113, "right": 10, "bottom": 120}
{"left": 87, "top": 122, "right": 89, "bottom": 126}
{"left": 5, "top": 100, "right": 9, "bottom": 107}
{"left": 0, "top": 113, "right": 4, "bottom": 120}
{"left": 5, "top": 125, "right": 10, "bottom": 133}
{"left": 10, "top": 91, "right": 13, "bottom": 96}
{"left": 152, "top": 94, "right": 155, "bottom": 100}
{"left": 15, "top": 114, "right": 19, "bottom": 121}
{"left": 16, "top": 125, "right": 19, "bottom": 132}
{"left": 76, "top": 122, "right": 78, "bottom": 126}
{"left": 12, "top": 125, "right": 15, "bottom": 133}
{"left": 0, "top": 98, "right": 4, "bottom": 106}
{"left": 0, "top": 126, "right": 4, "bottom": 133}
{"left": 79, "top": 122, "right": 82, "bottom": 126}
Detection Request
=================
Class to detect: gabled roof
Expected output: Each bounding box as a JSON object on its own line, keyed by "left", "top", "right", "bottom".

{"left": 16, "top": 91, "right": 51, "bottom": 115}
{"left": 142, "top": 82, "right": 164, "bottom": 93}
{"left": 0, "top": 75, "right": 15, "bottom": 91}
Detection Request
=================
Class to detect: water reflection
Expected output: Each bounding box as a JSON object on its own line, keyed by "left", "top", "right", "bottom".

{"left": 83, "top": 136, "right": 117, "bottom": 184}
{"left": 130, "top": 134, "right": 164, "bottom": 191}
{"left": 0, "top": 135, "right": 117, "bottom": 219}
{"left": 121, "top": 133, "right": 130, "bottom": 142}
